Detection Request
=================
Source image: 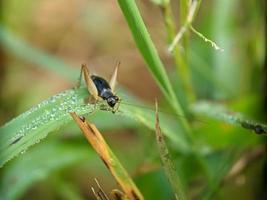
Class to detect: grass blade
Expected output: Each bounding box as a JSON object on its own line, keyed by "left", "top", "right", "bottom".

{"left": 117, "top": 0, "right": 191, "bottom": 133}
{"left": 119, "top": 97, "right": 190, "bottom": 152}
{"left": 54, "top": 177, "right": 86, "bottom": 200}
{"left": 159, "top": 0, "right": 195, "bottom": 102}
{"left": 200, "top": 150, "right": 239, "bottom": 200}
{"left": 0, "top": 25, "right": 77, "bottom": 81}
{"left": 192, "top": 101, "right": 267, "bottom": 135}
{"left": 168, "top": 0, "right": 199, "bottom": 52}
{"left": 0, "top": 87, "right": 95, "bottom": 167}
{"left": 155, "top": 101, "right": 187, "bottom": 200}
{"left": 0, "top": 86, "right": 189, "bottom": 168}
{"left": 70, "top": 112, "right": 144, "bottom": 200}
{"left": 117, "top": 0, "right": 172, "bottom": 96}
{"left": 0, "top": 139, "right": 90, "bottom": 200}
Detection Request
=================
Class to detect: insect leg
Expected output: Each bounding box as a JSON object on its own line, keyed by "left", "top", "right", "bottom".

{"left": 74, "top": 65, "right": 84, "bottom": 89}
{"left": 109, "top": 61, "right": 120, "bottom": 92}
{"left": 81, "top": 63, "right": 99, "bottom": 101}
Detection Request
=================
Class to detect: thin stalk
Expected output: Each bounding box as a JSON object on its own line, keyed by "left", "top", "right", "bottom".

{"left": 160, "top": 1, "right": 195, "bottom": 103}
{"left": 70, "top": 112, "right": 144, "bottom": 200}
{"left": 179, "top": 0, "right": 190, "bottom": 78}
{"left": 190, "top": 26, "right": 224, "bottom": 52}
{"left": 169, "top": 0, "right": 200, "bottom": 52}
{"left": 117, "top": 0, "right": 191, "bottom": 136}
{"left": 179, "top": 0, "right": 189, "bottom": 57}
{"left": 155, "top": 101, "right": 187, "bottom": 200}
{"left": 191, "top": 101, "right": 267, "bottom": 135}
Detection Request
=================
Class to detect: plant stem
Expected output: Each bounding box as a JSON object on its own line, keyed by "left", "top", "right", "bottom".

{"left": 160, "top": 1, "right": 195, "bottom": 103}
{"left": 117, "top": 0, "right": 191, "bottom": 136}
{"left": 70, "top": 112, "right": 144, "bottom": 200}
{"left": 155, "top": 101, "right": 187, "bottom": 200}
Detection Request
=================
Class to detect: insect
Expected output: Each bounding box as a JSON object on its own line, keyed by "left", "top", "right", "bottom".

{"left": 78, "top": 62, "right": 120, "bottom": 113}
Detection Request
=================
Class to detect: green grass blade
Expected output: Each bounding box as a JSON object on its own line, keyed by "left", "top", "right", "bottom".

{"left": 53, "top": 177, "right": 85, "bottom": 200}
{"left": 117, "top": 0, "right": 191, "bottom": 134}
{"left": 119, "top": 103, "right": 190, "bottom": 152}
{"left": 0, "top": 88, "right": 95, "bottom": 167}
{"left": 0, "top": 87, "right": 190, "bottom": 168}
{"left": 118, "top": 90, "right": 190, "bottom": 151}
{"left": 200, "top": 150, "right": 238, "bottom": 200}
{"left": 0, "top": 25, "right": 77, "bottom": 81}
{"left": 192, "top": 101, "right": 267, "bottom": 135}
{"left": 117, "top": 0, "right": 171, "bottom": 96}
{"left": 160, "top": 0, "right": 195, "bottom": 103}
{"left": 155, "top": 103, "right": 187, "bottom": 200}
{"left": 0, "top": 139, "right": 91, "bottom": 200}
{"left": 211, "top": 0, "right": 238, "bottom": 98}
{"left": 188, "top": 50, "right": 231, "bottom": 94}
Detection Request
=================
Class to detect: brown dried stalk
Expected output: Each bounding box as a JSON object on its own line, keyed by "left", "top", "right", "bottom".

{"left": 70, "top": 112, "right": 144, "bottom": 200}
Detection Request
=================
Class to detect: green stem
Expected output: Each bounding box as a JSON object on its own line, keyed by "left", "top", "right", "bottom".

{"left": 155, "top": 102, "right": 187, "bottom": 200}
{"left": 160, "top": 1, "right": 195, "bottom": 103}
{"left": 117, "top": 0, "right": 191, "bottom": 136}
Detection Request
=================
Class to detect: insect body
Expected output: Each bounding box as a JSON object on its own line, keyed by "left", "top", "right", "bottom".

{"left": 79, "top": 63, "right": 120, "bottom": 112}
{"left": 91, "top": 75, "right": 119, "bottom": 108}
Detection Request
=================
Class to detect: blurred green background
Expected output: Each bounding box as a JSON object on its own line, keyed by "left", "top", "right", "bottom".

{"left": 0, "top": 0, "right": 266, "bottom": 199}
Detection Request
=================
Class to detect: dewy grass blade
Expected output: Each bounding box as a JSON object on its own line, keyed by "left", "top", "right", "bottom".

{"left": 0, "top": 86, "right": 190, "bottom": 168}
{"left": 117, "top": 0, "right": 191, "bottom": 134}
{"left": 192, "top": 101, "right": 267, "bottom": 135}
{"left": 0, "top": 87, "right": 96, "bottom": 167}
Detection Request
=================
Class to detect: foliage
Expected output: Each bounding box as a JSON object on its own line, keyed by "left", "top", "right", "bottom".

{"left": 0, "top": 0, "right": 265, "bottom": 199}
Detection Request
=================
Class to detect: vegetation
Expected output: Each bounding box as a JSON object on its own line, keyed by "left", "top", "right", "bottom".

{"left": 0, "top": 0, "right": 266, "bottom": 199}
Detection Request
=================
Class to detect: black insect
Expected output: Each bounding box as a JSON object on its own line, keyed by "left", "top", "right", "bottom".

{"left": 91, "top": 75, "right": 119, "bottom": 108}
{"left": 78, "top": 63, "right": 120, "bottom": 112}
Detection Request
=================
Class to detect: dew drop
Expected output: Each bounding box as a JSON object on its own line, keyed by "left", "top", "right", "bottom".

{"left": 20, "top": 150, "right": 26, "bottom": 154}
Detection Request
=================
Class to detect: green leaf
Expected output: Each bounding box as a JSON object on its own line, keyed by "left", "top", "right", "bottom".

{"left": 0, "top": 87, "right": 189, "bottom": 168}
{"left": 191, "top": 101, "right": 267, "bottom": 135}
{"left": 200, "top": 150, "right": 239, "bottom": 200}
{"left": 117, "top": 0, "right": 191, "bottom": 134}
{"left": 118, "top": 90, "right": 190, "bottom": 152}
{"left": 155, "top": 104, "right": 187, "bottom": 200}
{"left": 117, "top": 0, "right": 170, "bottom": 96}
{"left": 0, "top": 87, "right": 95, "bottom": 167}
{"left": 150, "top": 0, "right": 170, "bottom": 6}
{"left": 119, "top": 103, "right": 190, "bottom": 153}
{"left": 53, "top": 177, "right": 85, "bottom": 200}
{"left": 136, "top": 171, "right": 173, "bottom": 200}
{"left": 0, "top": 139, "right": 91, "bottom": 200}
{"left": 0, "top": 25, "right": 77, "bottom": 81}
